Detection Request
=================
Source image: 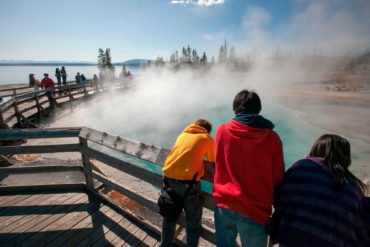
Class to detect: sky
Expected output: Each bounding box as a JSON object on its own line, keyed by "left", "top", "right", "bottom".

{"left": 0, "top": 0, "right": 369, "bottom": 62}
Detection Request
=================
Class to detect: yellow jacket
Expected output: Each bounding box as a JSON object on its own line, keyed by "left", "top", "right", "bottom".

{"left": 162, "top": 123, "right": 215, "bottom": 181}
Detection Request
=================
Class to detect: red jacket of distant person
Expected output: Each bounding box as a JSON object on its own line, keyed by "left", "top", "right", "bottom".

{"left": 40, "top": 77, "right": 55, "bottom": 89}
{"left": 212, "top": 119, "right": 285, "bottom": 224}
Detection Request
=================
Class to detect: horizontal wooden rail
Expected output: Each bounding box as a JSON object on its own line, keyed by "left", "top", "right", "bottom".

{"left": 81, "top": 146, "right": 163, "bottom": 187}
{"left": 0, "top": 143, "right": 80, "bottom": 155}
{"left": 0, "top": 183, "right": 85, "bottom": 192}
{"left": 81, "top": 145, "right": 216, "bottom": 211}
{"left": 0, "top": 128, "right": 82, "bottom": 140}
{"left": 0, "top": 165, "right": 82, "bottom": 173}
{"left": 80, "top": 127, "right": 170, "bottom": 166}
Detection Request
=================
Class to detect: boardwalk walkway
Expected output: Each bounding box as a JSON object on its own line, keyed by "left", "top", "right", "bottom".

{"left": 0, "top": 190, "right": 160, "bottom": 247}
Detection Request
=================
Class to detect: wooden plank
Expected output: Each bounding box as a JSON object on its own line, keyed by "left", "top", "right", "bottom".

{"left": 13, "top": 90, "right": 44, "bottom": 101}
{"left": 73, "top": 207, "right": 127, "bottom": 247}
{"left": 139, "top": 234, "right": 160, "bottom": 247}
{"left": 122, "top": 223, "right": 150, "bottom": 246}
{"left": 30, "top": 196, "right": 102, "bottom": 246}
{"left": 0, "top": 193, "right": 72, "bottom": 231}
{"left": 113, "top": 222, "right": 140, "bottom": 247}
{"left": 51, "top": 206, "right": 114, "bottom": 247}
{"left": 0, "top": 128, "right": 81, "bottom": 140}
{"left": 79, "top": 127, "right": 170, "bottom": 165}
{"left": 0, "top": 193, "right": 38, "bottom": 208}
{"left": 91, "top": 214, "right": 132, "bottom": 247}
{"left": 0, "top": 183, "right": 85, "bottom": 192}
{"left": 0, "top": 143, "right": 80, "bottom": 155}
{"left": 47, "top": 204, "right": 112, "bottom": 247}
{"left": 3, "top": 192, "right": 88, "bottom": 246}
{"left": 0, "top": 165, "right": 82, "bottom": 173}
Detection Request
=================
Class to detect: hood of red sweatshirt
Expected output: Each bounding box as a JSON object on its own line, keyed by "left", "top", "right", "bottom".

{"left": 225, "top": 119, "right": 272, "bottom": 144}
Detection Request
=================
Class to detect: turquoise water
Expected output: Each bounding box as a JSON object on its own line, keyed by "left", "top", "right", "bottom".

{"left": 90, "top": 102, "right": 321, "bottom": 194}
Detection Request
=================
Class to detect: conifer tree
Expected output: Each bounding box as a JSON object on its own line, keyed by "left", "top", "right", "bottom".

{"left": 98, "top": 48, "right": 105, "bottom": 71}
{"left": 105, "top": 48, "right": 113, "bottom": 69}
{"left": 200, "top": 52, "right": 208, "bottom": 64}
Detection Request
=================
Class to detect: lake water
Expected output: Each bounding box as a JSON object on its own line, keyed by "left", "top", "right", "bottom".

{"left": 0, "top": 65, "right": 140, "bottom": 85}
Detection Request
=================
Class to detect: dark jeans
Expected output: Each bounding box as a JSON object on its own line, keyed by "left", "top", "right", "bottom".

{"left": 62, "top": 76, "right": 67, "bottom": 85}
{"left": 45, "top": 90, "right": 54, "bottom": 108}
{"left": 160, "top": 180, "right": 203, "bottom": 247}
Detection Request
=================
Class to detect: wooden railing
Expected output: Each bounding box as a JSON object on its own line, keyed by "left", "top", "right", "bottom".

{"left": 0, "top": 82, "right": 97, "bottom": 128}
{"left": 0, "top": 127, "right": 216, "bottom": 244}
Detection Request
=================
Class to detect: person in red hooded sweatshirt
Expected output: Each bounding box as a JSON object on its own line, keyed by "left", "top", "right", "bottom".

{"left": 213, "top": 89, "right": 285, "bottom": 247}
{"left": 40, "top": 73, "right": 55, "bottom": 109}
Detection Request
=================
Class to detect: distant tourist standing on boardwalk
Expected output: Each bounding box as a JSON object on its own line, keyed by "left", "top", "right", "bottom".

{"left": 40, "top": 73, "right": 55, "bottom": 109}
{"left": 61, "top": 66, "right": 67, "bottom": 85}
{"left": 75, "top": 72, "right": 81, "bottom": 84}
{"left": 212, "top": 90, "right": 285, "bottom": 247}
{"left": 80, "top": 74, "right": 86, "bottom": 84}
{"left": 29, "top": 74, "right": 40, "bottom": 90}
{"left": 270, "top": 134, "right": 370, "bottom": 247}
{"left": 160, "top": 119, "right": 215, "bottom": 247}
{"left": 55, "top": 68, "right": 62, "bottom": 87}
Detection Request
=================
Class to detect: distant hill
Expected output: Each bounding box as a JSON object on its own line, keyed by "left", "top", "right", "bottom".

{"left": 0, "top": 60, "right": 96, "bottom": 66}
{"left": 114, "top": 59, "right": 153, "bottom": 66}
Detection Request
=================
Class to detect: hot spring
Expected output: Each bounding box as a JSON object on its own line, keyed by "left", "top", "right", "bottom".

{"left": 45, "top": 65, "right": 370, "bottom": 186}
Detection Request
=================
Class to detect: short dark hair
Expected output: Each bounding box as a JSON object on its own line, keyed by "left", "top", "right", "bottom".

{"left": 194, "top": 119, "right": 212, "bottom": 133}
{"left": 233, "top": 90, "right": 261, "bottom": 114}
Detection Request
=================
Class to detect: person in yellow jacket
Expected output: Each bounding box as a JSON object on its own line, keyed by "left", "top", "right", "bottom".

{"left": 160, "top": 119, "right": 215, "bottom": 247}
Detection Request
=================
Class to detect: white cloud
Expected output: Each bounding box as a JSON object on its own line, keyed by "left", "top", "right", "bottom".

{"left": 171, "top": 0, "right": 225, "bottom": 6}
{"left": 197, "top": 0, "right": 225, "bottom": 6}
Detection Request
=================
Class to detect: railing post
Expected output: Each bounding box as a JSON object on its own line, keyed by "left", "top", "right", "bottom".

{"left": 13, "top": 100, "right": 21, "bottom": 127}
{"left": 12, "top": 89, "right": 16, "bottom": 97}
{"left": 0, "top": 110, "right": 5, "bottom": 128}
{"left": 68, "top": 85, "right": 73, "bottom": 101}
{"left": 79, "top": 137, "right": 94, "bottom": 188}
{"left": 34, "top": 94, "right": 42, "bottom": 118}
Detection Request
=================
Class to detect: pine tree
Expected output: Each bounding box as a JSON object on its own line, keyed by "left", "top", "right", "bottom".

{"left": 187, "top": 45, "right": 191, "bottom": 63}
{"left": 192, "top": 49, "right": 199, "bottom": 63}
{"left": 105, "top": 48, "right": 113, "bottom": 69}
{"left": 98, "top": 48, "right": 105, "bottom": 71}
{"left": 200, "top": 52, "right": 208, "bottom": 64}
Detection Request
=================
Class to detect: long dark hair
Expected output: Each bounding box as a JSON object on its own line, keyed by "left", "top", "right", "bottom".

{"left": 309, "top": 134, "right": 367, "bottom": 194}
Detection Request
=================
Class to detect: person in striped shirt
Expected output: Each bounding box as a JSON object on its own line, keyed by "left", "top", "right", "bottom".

{"left": 271, "top": 134, "right": 369, "bottom": 247}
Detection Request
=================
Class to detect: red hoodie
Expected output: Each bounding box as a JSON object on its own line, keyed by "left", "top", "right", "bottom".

{"left": 212, "top": 120, "right": 284, "bottom": 224}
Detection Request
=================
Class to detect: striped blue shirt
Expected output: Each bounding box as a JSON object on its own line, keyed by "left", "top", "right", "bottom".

{"left": 271, "top": 158, "right": 370, "bottom": 247}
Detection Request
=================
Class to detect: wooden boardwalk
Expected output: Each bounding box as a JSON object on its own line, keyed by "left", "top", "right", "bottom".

{"left": 0, "top": 190, "right": 160, "bottom": 247}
